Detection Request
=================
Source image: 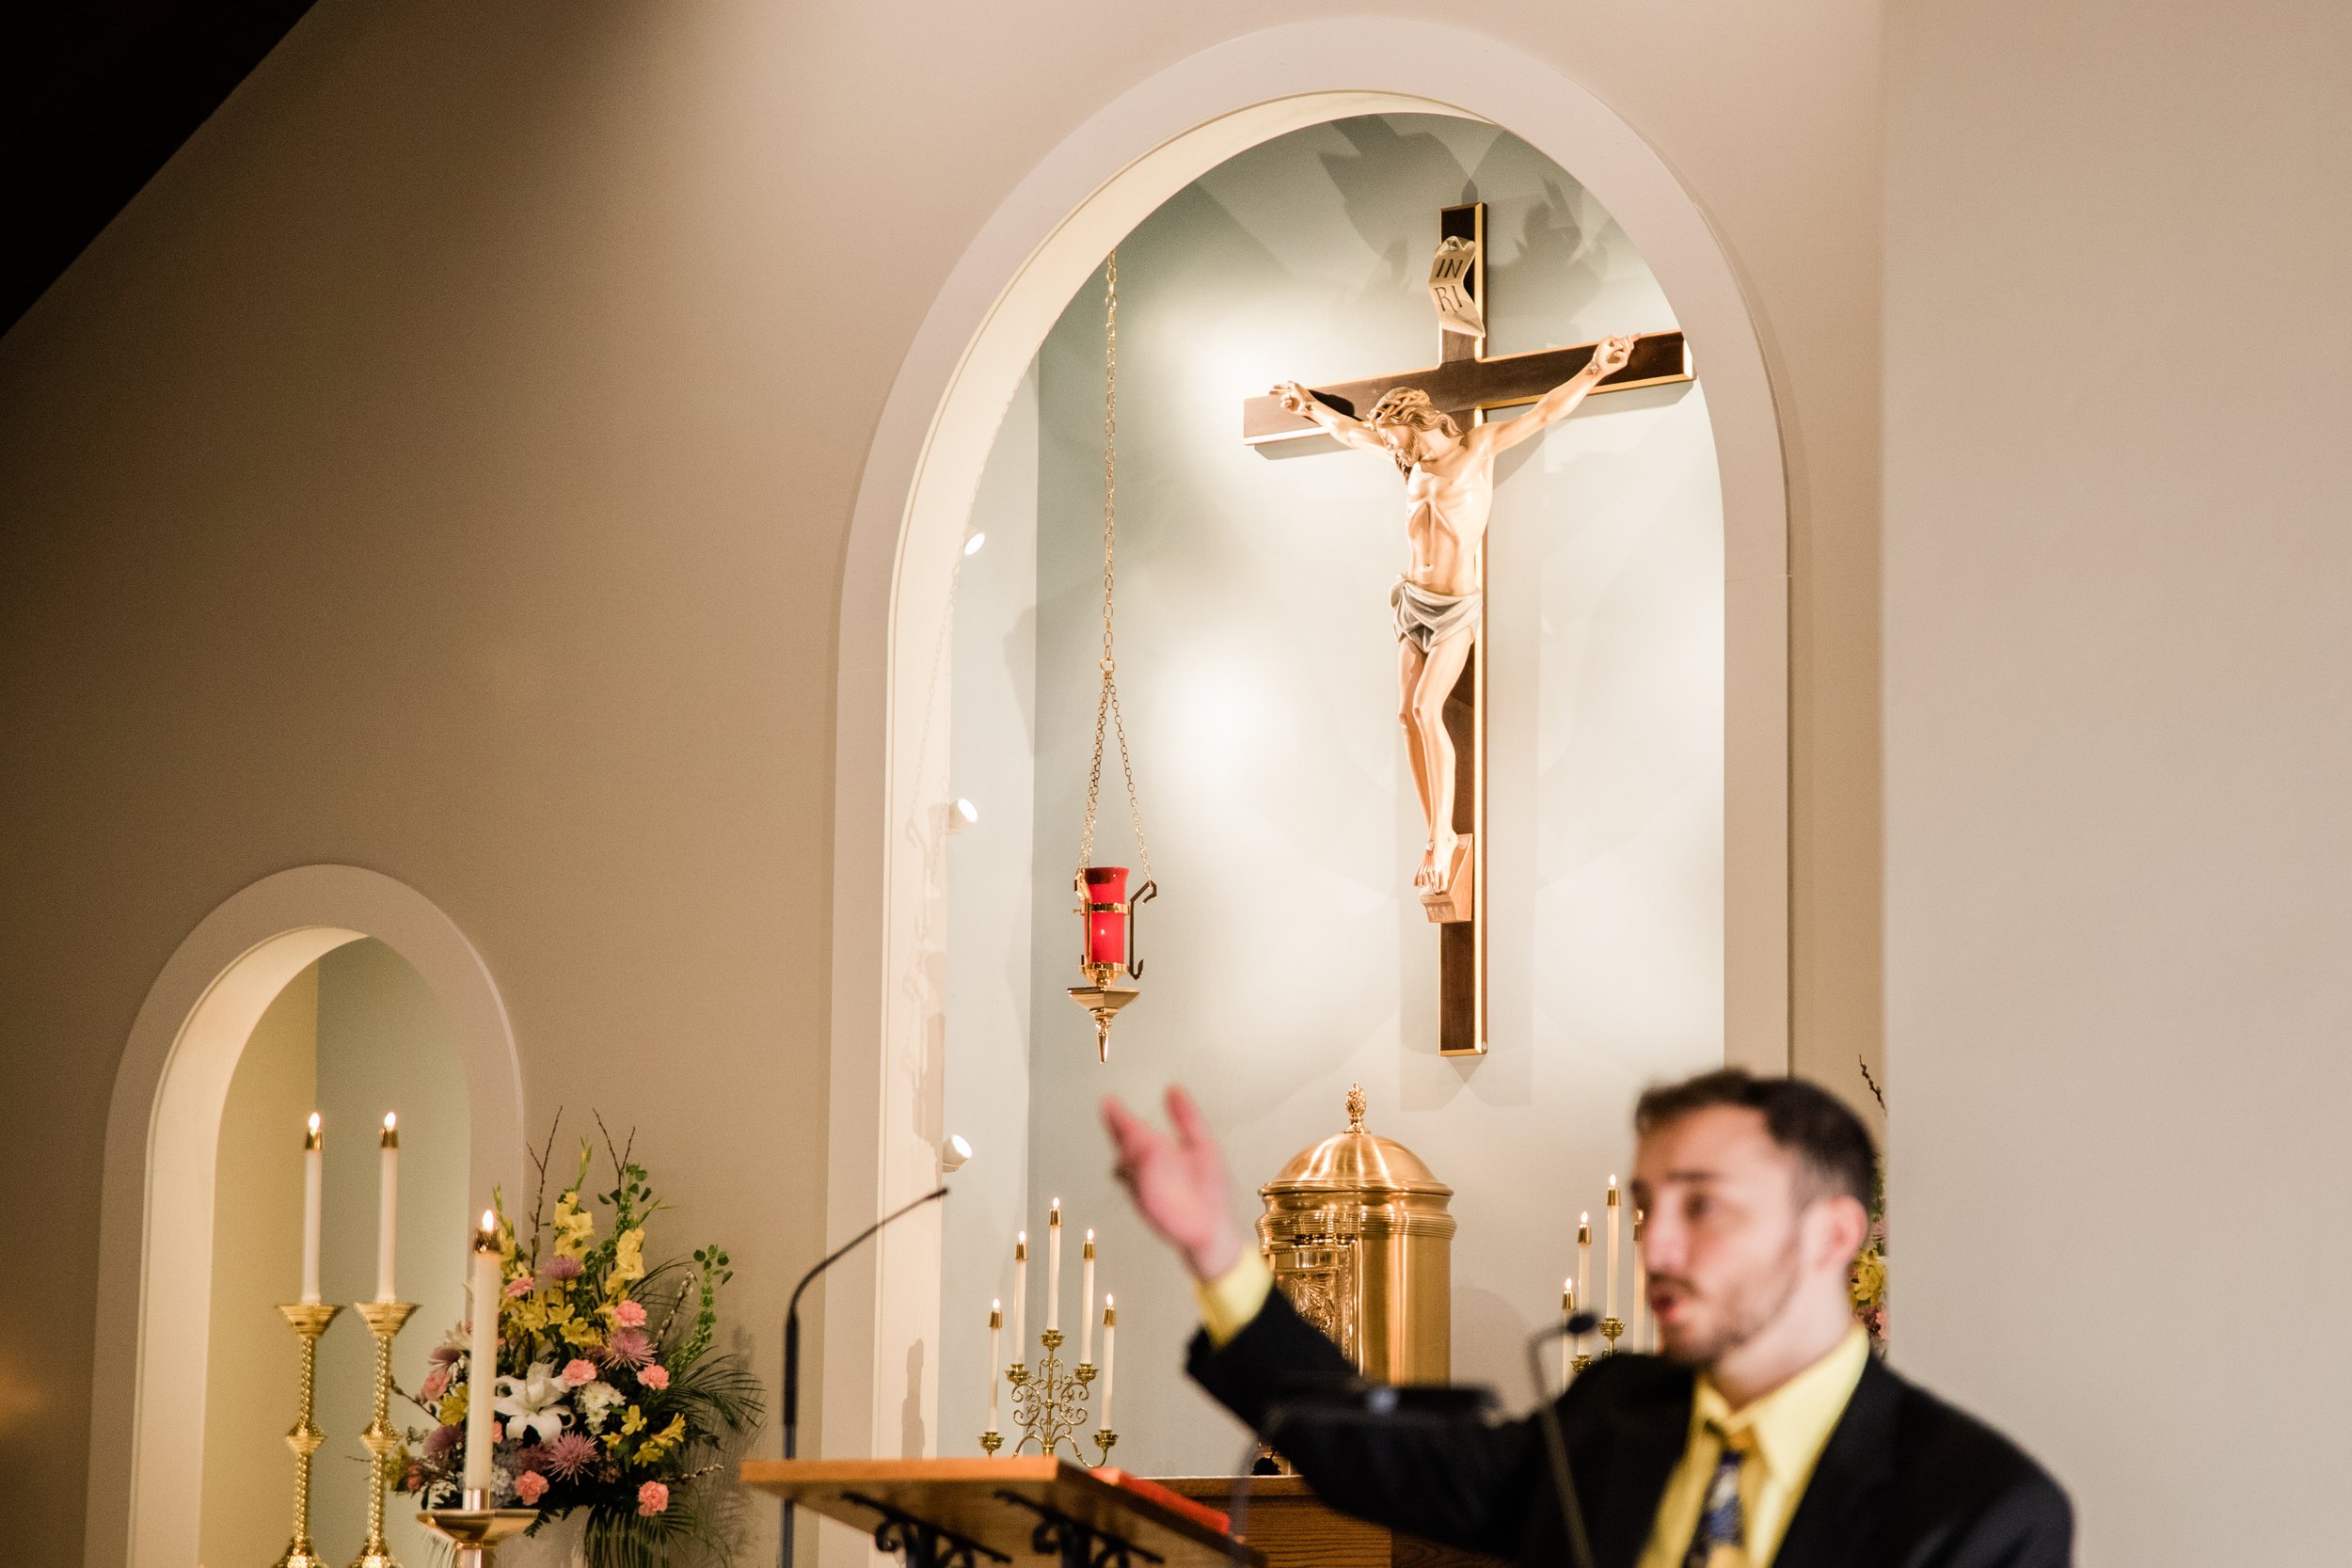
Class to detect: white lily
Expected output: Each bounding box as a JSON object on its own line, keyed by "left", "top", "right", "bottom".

{"left": 493, "top": 1360, "right": 573, "bottom": 1446}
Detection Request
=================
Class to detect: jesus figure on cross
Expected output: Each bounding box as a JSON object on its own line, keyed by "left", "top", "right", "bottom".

{"left": 1272, "top": 332, "right": 1637, "bottom": 897}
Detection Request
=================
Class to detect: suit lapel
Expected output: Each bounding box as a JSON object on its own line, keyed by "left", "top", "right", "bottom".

{"left": 1582, "top": 1373, "right": 1693, "bottom": 1568}
{"left": 1771, "top": 1356, "right": 1900, "bottom": 1568}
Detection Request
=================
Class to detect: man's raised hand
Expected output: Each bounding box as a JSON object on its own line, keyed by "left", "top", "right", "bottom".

{"left": 1102, "top": 1086, "right": 1245, "bottom": 1281}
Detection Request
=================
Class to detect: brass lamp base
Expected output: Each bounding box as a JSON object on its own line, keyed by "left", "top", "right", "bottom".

{"left": 1067, "top": 982, "right": 1139, "bottom": 1062}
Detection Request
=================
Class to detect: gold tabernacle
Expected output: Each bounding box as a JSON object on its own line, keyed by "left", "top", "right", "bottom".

{"left": 1257, "top": 1085, "right": 1455, "bottom": 1383}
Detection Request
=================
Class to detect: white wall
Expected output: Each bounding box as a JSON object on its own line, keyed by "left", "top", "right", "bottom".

{"left": 945, "top": 115, "right": 1724, "bottom": 1473}
{"left": 1884, "top": 1, "right": 2352, "bottom": 1560}
{"left": 0, "top": 3, "right": 1880, "bottom": 1558}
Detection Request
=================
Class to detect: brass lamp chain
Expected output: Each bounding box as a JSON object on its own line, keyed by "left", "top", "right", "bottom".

{"left": 1078, "top": 250, "right": 1152, "bottom": 883}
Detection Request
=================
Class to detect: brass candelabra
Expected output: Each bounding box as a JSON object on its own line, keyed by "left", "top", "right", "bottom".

{"left": 273, "top": 1302, "right": 344, "bottom": 1568}
{"left": 997, "top": 1329, "right": 1115, "bottom": 1465}
{"left": 349, "top": 1300, "right": 419, "bottom": 1568}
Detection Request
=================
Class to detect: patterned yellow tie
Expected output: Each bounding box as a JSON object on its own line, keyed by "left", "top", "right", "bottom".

{"left": 1679, "top": 1423, "right": 1753, "bottom": 1568}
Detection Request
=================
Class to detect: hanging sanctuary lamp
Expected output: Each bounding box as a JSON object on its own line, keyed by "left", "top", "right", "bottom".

{"left": 1068, "top": 249, "right": 1159, "bottom": 1062}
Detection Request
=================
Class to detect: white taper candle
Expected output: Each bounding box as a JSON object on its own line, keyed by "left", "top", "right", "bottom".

{"left": 1561, "top": 1279, "right": 1575, "bottom": 1381}
{"left": 1046, "top": 1200, "right": 1062, "bottom": 1333}
{"left": 299, "top": 1113, "right": 324, "bottom": 1305}
{"left": 463, "top": 1210, "right": 501, "bottom": 1494}
{"left": 1099, "top": 1296, "right": 1116, "bottom": 1428}
{"left": 1011, "top": 1233, "right": 1028, "bottom": 1358}
{"left": 1575, "top": 1212, "right": 1591, "bottom": 1336}
{"left": 1079, "top": 1230, "right": 1097, "bottom": 1364}
{"left": 1632, "top": 1209, "right": 1648, "bottom": 1351}
{"left": 1606, "top": 1177, "right": 1621, "bottom": 1324}
{"left": 987, "top": 1301, "right": 1003, "bottom": 1433}
{"left": 374, "top": 1113, "right": 400, "bottom": 1302}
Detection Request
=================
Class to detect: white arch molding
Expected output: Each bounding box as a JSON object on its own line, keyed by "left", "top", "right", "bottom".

{"left": 826, "top": 20, "right": 1792, "bottom": 1469}
{"left": 83, "top": 864, "right": 525, "bottom": 1568}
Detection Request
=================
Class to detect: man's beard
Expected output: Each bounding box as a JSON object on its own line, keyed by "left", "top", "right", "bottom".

{"left": 1651, "top": 1242, "right": 1804, "bottom": 1370}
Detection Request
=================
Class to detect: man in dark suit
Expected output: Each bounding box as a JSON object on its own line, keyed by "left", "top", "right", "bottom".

{"left": 1103, "top": 1069, "right": 2072, "bottom": 1568}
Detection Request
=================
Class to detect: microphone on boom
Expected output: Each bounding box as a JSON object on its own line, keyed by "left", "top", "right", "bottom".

{"left": 1525, "top": 1309, "right": 1605, "bottom": 1568}
{"left": 777, "top": 1184, "right": 951, "bottom": 1568}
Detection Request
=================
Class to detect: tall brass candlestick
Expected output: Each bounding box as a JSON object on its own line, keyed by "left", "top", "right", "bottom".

{"left": 275, "top": 1302, "right": 344, "bottom": 1568}
{"left": 351, "top": 1300, "right": 419, "bottom": 1568}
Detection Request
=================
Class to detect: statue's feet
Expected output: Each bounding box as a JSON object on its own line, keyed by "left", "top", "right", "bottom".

{"left": 1418, "top": 832, "right": 1461, "bottom": 893}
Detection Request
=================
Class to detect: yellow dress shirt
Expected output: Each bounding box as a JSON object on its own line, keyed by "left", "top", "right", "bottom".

{"left": 1198, "top": 1255, "right": 1866, "bottom": 1568}
{"left": 1633, "top": 1326, "right": 1870, "bottom": 1568}
{"left": 1196, "top": 1249, "right": 1276, "bottom": 1346}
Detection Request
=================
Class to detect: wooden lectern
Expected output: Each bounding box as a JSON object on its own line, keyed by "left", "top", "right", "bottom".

{"left": 742, "top": 1459, "right": 1266, "bottom": 1568}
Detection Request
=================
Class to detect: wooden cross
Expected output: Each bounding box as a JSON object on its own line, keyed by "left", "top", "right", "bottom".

{"left": 1239, "top": 202, "right": 1691, "bottom": 1056}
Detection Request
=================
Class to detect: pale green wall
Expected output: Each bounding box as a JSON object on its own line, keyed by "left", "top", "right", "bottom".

{"left": 197, "top": 943, "right": 467, "bottom": 1568}
{"left": 938, "top": 366, "right": 1041, "bottom": 1454}
{"left": 201, "top": 966, "right": 317, "bottom": 1568}
{"left": 312, "top": 939, "right": 471, "bottom": 1567}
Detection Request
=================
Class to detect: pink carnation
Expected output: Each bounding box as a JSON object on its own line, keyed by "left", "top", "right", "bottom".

{"left": 639, "top": 1364, "right": 670, "bottom": 1391}
{"left": 515, "top": 1470, "right": 548, "bottom": 1505}
{"left": 637, "top": 1481, "right": 670, "bottom": 1515}
{"left": 613, "top": 1299, "right": 647, "bottom": 1328}
{"left": 562, "top": 1358, "right": 598, "bottom": 1387}
{"left": 420, "top": 1364, "right": 452, "bottom": 1402}
{"left": 503, "top": 1275, "right": 535, "bottom": 1298}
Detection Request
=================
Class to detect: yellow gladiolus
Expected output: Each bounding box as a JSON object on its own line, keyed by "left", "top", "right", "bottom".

{"left": 551, "top": 1192, "right": 596, "bottom": 1259}
{"left": 609, "top": 1227, "right": 645, "bottom": 1291}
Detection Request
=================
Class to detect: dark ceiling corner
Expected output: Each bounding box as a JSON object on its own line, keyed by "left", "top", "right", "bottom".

{"left": 4, "top": 1, "right": 321, "bottom": 337}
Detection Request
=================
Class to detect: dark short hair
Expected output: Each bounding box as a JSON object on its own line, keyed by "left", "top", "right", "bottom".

{"left": 1633, "top": 1069, "right": 1876, "bottom": 1210}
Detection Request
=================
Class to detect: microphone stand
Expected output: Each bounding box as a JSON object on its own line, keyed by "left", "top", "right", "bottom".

{"left": 778, "top": 1184, "right": 950, "bottom": 1568}
{"left": 1525, "top": 1312, "right": 1603, "bottom": 1568}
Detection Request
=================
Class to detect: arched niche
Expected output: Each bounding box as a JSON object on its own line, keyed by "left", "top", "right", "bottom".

{"left": 824, "top": 20, "right": 1792, "bottom": 1468}
{"left": 83, "top": 864, "right": 524, "bottom": 1568}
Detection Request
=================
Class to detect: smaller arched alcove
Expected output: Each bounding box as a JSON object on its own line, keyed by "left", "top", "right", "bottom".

{"left": 199, "top": 938, "right": 472, "bottom": 1568}
{"left": 85, "top": 866, "right": 523, "bottom": 1568}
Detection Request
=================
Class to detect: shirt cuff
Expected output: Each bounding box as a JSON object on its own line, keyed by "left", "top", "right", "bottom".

{"left": 1195, "top": 1249, "right": 1275, "bottom": 1347}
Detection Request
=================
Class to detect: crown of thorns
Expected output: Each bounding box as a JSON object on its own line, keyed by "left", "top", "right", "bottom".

{"left": 1366, "top": 387, "right": 1458, "bottom": 433}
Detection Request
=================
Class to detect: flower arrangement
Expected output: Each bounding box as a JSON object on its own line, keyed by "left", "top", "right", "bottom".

{"left": 1850, "top": 1059, "right": 1889, "bottom": 1353}
{"left": 399, "top": 1120, "right": 762, "bottom": 1568}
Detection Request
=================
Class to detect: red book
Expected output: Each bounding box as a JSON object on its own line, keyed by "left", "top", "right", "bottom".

{"left": 1089, "top": 1468, "right": 1233, "bottom": 1537}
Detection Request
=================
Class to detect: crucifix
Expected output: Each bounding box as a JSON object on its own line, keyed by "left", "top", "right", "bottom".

{"left": 1239, "top": 202, "right": 1691, "bottom": 1055}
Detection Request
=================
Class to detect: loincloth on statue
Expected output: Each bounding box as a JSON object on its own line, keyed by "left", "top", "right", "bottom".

{"left": 1391, "top": 578, "right": 1483, "bottom": 653}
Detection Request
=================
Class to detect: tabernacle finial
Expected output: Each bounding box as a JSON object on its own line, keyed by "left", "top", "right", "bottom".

{"left": 1346, "top": 1084, "right": 1368, "bottom": 1132}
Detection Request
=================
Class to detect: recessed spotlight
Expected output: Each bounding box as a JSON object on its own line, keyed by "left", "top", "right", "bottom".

{"left": 956, "top": 798, "right": 980, "bottom": 824}
{"left": 963, "top": 531, "right": 987, "bottom": 557}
